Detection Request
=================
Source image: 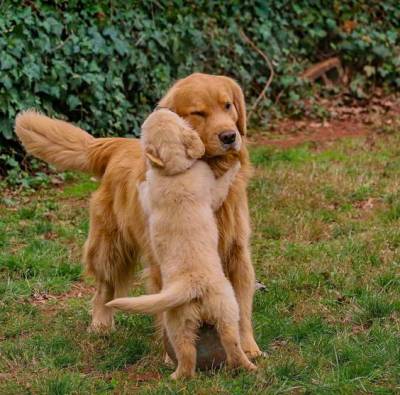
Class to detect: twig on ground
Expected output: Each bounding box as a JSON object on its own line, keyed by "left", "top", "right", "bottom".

{"left": 240, "top": 29, "right": 274, "bottom": 121}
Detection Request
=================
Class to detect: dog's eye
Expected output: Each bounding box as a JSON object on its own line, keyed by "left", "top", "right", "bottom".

{"left": 225, "top": 102, "right": 232, "bottom": 110}
{"left": 190, "top": 111, "right": 206, "bottom": 117}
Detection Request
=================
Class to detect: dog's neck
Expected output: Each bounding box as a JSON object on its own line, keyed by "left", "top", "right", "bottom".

{"left": 205, "top": 147, "right": 249, "bottom": 178}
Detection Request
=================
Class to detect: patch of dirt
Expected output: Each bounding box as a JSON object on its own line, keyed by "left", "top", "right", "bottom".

{"left": 251, "top": 119, "right": 369, "bottom": 148}
{"left": 0, "top": 373, "right": 14, "bottom": 382}
{"left": 30, "top": 282, "right": 96, "bottom": 307}
{"left": 249, "top": 95, "right": 400, "bottom": 148}
{"left": 351, "top": 323, "right": 369, "bottom": 335}
{"left": 60, "top": 196, "right": 90, "bottom": 209}
{"left": 125, "top": 370, "right": 162, "bottom": 383}
{"left": 269, "top": 339, "right": 289, "bottom": 351}
{"left": 353, "top": 198, "right": 376, "bottom": 211}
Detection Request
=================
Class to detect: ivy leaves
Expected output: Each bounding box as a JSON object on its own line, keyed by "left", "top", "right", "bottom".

{"left": 0, "top": 0, "right": 399, "bottom": 166}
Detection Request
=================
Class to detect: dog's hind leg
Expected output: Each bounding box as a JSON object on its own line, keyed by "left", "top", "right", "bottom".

{"left": 84, "top": 212, "right": 137, "bottom": 333}
{"left": 89, "top": 279, "right": 115, "bottom": 333}
{"left": 165, "top": 307, "right": 198, "bottom": 380}
{"left": 87, "top": 247, "right": 138, "bottom": 333}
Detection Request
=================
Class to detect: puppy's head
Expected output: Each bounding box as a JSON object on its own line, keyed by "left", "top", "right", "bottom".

{"left": 141, "top": 109, "right": 205, "bottom": 175}
{"left": 158, "top": 73, "right": 246, "bottom": 158}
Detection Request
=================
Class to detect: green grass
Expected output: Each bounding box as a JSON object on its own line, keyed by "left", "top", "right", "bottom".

{"left": 2, "top": 133, "right": 400, "bottom": 394}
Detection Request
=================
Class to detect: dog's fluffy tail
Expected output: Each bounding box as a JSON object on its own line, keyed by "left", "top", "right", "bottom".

{"left": 106, "top": 283, "right": 194, "bottom": 314}
{"left": 15, "top": 110, "right": 95, "bottom": 173}
{"left": 15, "top": 110, "right": 121, "bottom": 176}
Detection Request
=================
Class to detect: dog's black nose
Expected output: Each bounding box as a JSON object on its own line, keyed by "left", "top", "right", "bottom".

{"left": 218, "top": 130, "right": 236, "bottom": 145}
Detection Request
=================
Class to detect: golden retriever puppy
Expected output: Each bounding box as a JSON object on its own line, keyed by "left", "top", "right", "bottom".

{"left": 14, "top": 73, "right": 261, "bottom": 359}
{"left": 107, "top": 109, "right": 256, "bottom": 379}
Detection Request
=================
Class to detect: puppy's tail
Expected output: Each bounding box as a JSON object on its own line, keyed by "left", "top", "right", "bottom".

{"left": 106, "top": 283, "right": 194, "bottom": 314}
{"left": 15, "top": 110, "right": 123, "bottom": 176}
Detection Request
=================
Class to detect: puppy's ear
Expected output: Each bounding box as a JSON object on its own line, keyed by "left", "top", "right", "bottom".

{"left": 223, "top": 77, "right": 247, "bottom": 136}
{"left": 182, "top": 128, "right": 205, "bottom": 159}
{"left": 145, "top": 144, "right": 164, "bottom": 167}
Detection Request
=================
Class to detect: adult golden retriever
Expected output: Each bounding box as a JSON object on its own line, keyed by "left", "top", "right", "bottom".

{"left": 15, "top": 73, "right": 261, "bottom": 358}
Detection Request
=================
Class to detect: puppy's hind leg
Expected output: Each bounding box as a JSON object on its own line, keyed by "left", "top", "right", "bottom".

{"left": 165, "top": 308, "right": 198, "bottom": 380}
{"left": 218, "top": 322, "right": 256, "bottom": 372}
{"left": 216, "top": 294, "right": 257, "bottom": 372}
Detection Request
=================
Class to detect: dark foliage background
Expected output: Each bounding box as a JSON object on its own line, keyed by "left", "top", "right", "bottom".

{"left": 1, "top": 0, "right": 399, "bottom": 177}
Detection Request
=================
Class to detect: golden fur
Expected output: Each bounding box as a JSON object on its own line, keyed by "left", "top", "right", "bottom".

{"left": 107, "top": 109, "right": 255, "bottom": 378}
{"left": 14, "top": 73, "right": 261, "bottom": 359}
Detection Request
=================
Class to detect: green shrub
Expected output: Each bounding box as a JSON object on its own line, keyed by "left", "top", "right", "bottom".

{"left": 1, "top": 1, "right": 399, "bottom": 176}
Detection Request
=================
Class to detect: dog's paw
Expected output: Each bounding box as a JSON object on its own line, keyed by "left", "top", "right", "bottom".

{"left": 244, "top": 348, "right": 264, "bottom": 359}
{"left": 170, "top": 370, "right": 195, "bottom": 380}
{"left": 226, "top": 355, "right": 258, "bottom": 373}
{"left": 87, "top": 320, "right": 115, "bottom": 335}
{"left": 241, "top": 338, "right": 263, "bottom": 359}
{"left": 245, "top": 361, "right": 258, "bottom": 372}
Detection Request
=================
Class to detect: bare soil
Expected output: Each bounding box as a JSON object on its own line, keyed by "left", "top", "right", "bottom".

{"left": 249, "top": 95, "right": 400, "bottom": 148}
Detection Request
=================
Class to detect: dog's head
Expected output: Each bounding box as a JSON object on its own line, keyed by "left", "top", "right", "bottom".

{"left": 141, "top": 109, "right": 205, "bottom": 175}
{"left": 158, "top": 73, "right": 246, "bottom": 158}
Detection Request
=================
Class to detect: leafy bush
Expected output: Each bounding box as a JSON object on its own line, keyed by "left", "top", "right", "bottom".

{"left": 0, "top": 0, "right": 399, "bottom": 176}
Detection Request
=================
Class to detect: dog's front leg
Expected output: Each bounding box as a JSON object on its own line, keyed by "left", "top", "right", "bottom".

{"left": 229, "top": 244, "right": 261, "bottom": 358}
{"left": 226, "top": 202, "right": 262, "bottom": 359}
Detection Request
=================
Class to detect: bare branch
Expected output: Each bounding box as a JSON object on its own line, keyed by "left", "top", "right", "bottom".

{"left": 239, "top": 29, "right": 274, "bottom": 121}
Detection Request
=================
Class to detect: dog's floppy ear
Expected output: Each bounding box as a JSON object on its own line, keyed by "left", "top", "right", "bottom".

{"left": 157, "top": 80, "right": 179, "bottom": 112}
{"left": 181, "top": 128, "right": 205, "bottom": 159}
{"left": 223, "top": 77, "right": 247, "bottom": 136}
{"left": 145, "top": 144, "right": 164, "bottom": 167}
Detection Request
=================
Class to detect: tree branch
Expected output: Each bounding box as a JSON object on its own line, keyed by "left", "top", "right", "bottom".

{"left": 239, "top": 29, "right": 274, "bottom": 121}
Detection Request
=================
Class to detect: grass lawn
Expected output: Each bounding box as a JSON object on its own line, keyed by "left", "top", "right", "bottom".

{"left": 1, "top": 132, "right": 400, "bottom": 394}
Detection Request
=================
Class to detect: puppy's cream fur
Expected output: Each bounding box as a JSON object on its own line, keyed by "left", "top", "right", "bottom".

{"left": 107, "top": 110, "right": 256, "bottom": 379}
